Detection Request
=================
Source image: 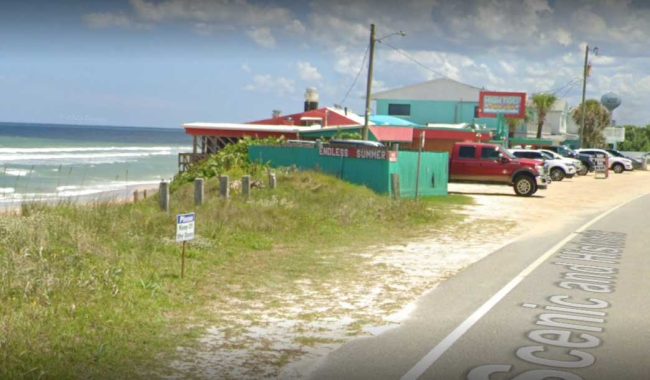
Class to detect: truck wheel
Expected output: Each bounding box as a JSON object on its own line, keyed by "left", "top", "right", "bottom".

{"left": 577, "top": 166, "right": 588, "bottom": 176}
{"left": 513, "top": 175, "right": 536, "bottom": 196}
{"left": 550, "top": 167, "right": 565, "bottom": 181}
{"left": 612, "top": 163, "right": 624, "bottom": 173}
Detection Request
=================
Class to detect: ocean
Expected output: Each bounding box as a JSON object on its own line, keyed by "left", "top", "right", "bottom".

{"left": 0, "top": 122, "right": 192, "bottom": 207}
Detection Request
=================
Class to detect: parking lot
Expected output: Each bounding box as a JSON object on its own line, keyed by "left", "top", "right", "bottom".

{"left": 449, "top": 168, "right": 650, "bottom": 239}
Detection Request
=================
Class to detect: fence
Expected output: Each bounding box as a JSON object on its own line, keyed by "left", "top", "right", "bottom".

{"left": 248, "top": 145, "right": 448, "bottom": 198}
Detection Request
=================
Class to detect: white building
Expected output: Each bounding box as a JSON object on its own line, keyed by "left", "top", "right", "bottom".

{"left": 517, "top": 99, "right": 578, "bottom": 144}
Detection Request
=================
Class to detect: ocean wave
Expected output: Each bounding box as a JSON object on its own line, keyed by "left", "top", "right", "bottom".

{"left": 0, "top": 146, "right": 191, "bottom": 154}
{"left": 3, "top": 168, "right": 30, "bottom": 176}
{"left": 0, "top": 187, "right": 15, "bottom": 194}
{"left": 0, "top": 150, "right": 180, "bottom": 162}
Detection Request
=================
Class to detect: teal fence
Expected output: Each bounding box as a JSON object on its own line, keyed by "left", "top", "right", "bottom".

{"left": 249, "top": 145, "right": 448, "bottom": 197}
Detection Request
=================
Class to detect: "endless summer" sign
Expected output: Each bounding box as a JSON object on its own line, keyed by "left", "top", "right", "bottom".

{"left": 319, "top": 147, "right": 398, "bottom": 162}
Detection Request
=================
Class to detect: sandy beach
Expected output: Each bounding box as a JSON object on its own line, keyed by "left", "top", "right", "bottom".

{"left": 0, "top": 182, "right": 160, "bottom": 214}
{"left": 165, "top": 169, "right": 650, "bottom": 379}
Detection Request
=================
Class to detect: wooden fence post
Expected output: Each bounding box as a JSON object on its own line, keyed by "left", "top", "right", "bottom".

{"left": 133, "top": 190, "right": 140, "bottom": 203}
{"left": 391, "top": 173, "right": 400, "bottom": 200}
{"left": 242, "top": 175, "right": 251, "bottom": 199}
{"left": 159, "top": 181, "right": 170, "bottom": 212}
{"left": 220, "top": 175, "right": 230, "bottom": 199}
{"left": 194, "top": 178, "right": 205, "bottom": 206}
{"left": 268, "top": 172, "right": 277, "bottom": 189}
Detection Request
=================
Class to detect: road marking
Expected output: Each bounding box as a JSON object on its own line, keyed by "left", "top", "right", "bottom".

{"left": 400, "top": 193, "right": 648, "bottom": 380}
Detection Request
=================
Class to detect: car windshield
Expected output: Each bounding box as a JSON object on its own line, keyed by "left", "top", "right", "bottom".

{"left": 540, "top": 151, "right": 554, "bottom": 160}
{"left": 607, "top": 150, "right": 624, "bottom": 157}
{"left": 557, "top": 146, "right": 574, "bottom": 156}
{"left": 499, "top": 148, "right": 516, "bottom": 159}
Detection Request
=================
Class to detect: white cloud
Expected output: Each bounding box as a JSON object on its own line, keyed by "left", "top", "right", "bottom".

{"left": 297, "top": 62, "right": 323, "bottom": 82}
{"left": 244, "top": 74, "right": 295, "bottom": 96}
{"left": 83, "top": 12, "right": 145, "bottom": 29}
{"left": 285, "top": 20, "right": 306, "bottom": 35}
{"left": 241, "top": 64, "right": 251, "bottom": 73}
{"left": 500, "top": 61, "right": 517, "bottom": 75}
{"left": 554, "top": 28, "right": 572, "bottom": 46}
{"left": 129, "top": 0, "right": 296, "bottom": 28}
{"left": 247, "top": 28, "right": 276, "bottom": 48}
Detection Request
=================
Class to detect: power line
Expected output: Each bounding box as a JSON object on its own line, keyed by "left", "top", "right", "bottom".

{"left": 380, "top": 40, "right": 451, "bottom": 80}
{"left": 339, "top": 46, "right": 370, "bottom": 106}
{"left": 375, "top": 41, "right": 585, "bottom": 101}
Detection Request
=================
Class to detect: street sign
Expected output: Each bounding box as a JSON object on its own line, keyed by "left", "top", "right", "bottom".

{"left": 176, "top": 213, "right": 196, "bottom": 242}
{"left": 594, "top": 154, "right": 608, "bottom": 179}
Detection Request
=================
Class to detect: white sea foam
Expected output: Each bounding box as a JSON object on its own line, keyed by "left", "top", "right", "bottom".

{"left": 0, "top": 150, "right": 179, "bottom": 162}
{"left": 0, "top": 146, "right": 190, "bottom": 154}
{"left": 0, "top": 187, "right": 15, "bottom": 194}
{"left": 0, "top": 145, "right": 192, "bottom": 165}
{"left": 4, "top": 168, "right": 30, "bottom": 176}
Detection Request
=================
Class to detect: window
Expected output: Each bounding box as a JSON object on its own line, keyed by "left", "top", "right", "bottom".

{"left": 458, "top": 146, "right": 476, "bottom": 159}
{"left": 481, "top": 147, "right": 500, "bottom": 160}
{"left": 388, "top": 104, "right": 411, "bottom": 116}
{"left": 513, "top": 151, "right": 540, "bottom": 159}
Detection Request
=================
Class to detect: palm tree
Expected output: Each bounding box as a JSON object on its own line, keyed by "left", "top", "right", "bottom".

{"left": 572, "top": 99, "right": 610, "bottom": 148}
{"left": 532, "top": 93, "right": 557, "bottom": 139}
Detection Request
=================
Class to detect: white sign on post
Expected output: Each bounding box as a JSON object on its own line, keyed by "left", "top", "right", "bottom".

{"left": 594, "top": 154, "right": 608, "bottom": 179}
{"left": 176, "top": 213, "right": 196, "bottom": 242}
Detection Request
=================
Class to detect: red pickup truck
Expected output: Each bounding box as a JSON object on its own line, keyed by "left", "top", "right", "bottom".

{"left": 449, "top": 142, "right": 549, "bottom": 196}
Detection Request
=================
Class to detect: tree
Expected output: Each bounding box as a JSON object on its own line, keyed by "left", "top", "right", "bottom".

{"left": 572, "top": 99, "right": 610, "bottom": 148}
{"left": 532, "top": 93, "right": 557, "bottom": 139}
{"left": 618, "top": 125, "right": 650, "bottom": 151}
{"left": 506, "top": 108, "right": 533, "bottom": 139}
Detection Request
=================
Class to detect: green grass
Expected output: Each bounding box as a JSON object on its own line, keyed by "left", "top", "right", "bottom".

{"left": 0, "top": 170, "right": 471, "bottom": 379}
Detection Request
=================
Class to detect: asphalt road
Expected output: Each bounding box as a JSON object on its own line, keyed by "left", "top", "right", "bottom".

{"left": 308, "top": 193, "right": 650, "bottom": 380}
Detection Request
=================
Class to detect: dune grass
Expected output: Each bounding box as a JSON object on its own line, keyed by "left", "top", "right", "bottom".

{"left": 0, "top": 169, "right": 471, "bottom": 379}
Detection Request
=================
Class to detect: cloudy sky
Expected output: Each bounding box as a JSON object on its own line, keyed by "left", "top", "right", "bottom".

{"left": 1, "top": 0, "right": 648, "bottom": 128}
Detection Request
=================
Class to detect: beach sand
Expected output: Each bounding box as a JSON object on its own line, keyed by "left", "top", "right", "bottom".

{"left": 0, "top": 183, "right": 160, "bottom": 214}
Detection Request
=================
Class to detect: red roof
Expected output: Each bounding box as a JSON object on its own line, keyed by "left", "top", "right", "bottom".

{"left": 250, "top": 108, "right": 361, "bottom": 127}
{"left": 369, "top": 126, "right": 414, "bottom": 142}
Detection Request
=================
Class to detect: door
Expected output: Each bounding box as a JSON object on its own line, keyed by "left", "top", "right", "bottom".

{"left": 478, "top": 145, "right": 510, "bottom": 183}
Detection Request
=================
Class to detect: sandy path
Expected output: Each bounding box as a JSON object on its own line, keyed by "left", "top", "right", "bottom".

{"left": 167, "top": 170, "right": 650, "bottom": 379}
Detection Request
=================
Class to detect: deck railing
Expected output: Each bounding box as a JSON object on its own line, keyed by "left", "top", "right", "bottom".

{"left": 178, "top": 153, "right": 209, "bottom": 173}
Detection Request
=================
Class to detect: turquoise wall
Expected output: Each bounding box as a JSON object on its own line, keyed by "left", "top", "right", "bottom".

{"left": 376, "top": 99, "right": 498, "bottom": 130}
{"left": 249, "top": 145, "right": 448, "bottom": 197}
{"left": 392, "top": 151, "right": 448, "bottom": 197}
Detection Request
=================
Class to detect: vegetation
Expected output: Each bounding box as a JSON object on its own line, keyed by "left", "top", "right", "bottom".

{"left": 172, "top": 137, "right": 282, "bottom": 190}
{"left": 618, "top": 125, "right": 650, "bottom": 151}
{"left": 572, "top": 99, "right": 610, "bottom": 148}
{"left": 0, "top": 146, "right": 471, "bottom": 379}
{"left": 531, "top": 93, "right": 557, "bottom": 139}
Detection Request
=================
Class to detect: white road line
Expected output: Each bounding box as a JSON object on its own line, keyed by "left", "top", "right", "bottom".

{"left": 400, "top": 193, "right": 648, "bottom": 380}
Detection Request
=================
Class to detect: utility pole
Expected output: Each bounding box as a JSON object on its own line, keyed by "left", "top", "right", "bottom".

{"left": 362, "top": 24, "right": 376, "bottom": 141}
{"left": 579, "top": 44, "right": 589, "bottom": 148}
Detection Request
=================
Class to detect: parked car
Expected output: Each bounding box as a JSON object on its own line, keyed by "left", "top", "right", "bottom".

{"left": 509, "top": 149, "right": 576, "bottom": 181}
{"left": 450, "top": 143, "right": 548, "bottom": 196}
{"left": 575, "top": 148, "right": 634, "bottom": 173}
{"left": 538, "top": 149, "right": 586, "bottom": 176}
{"left": 542, "top": 145, "right": 593, "bottom": 174}
{"left": 606, "top": 149, "right": 643, "bottom": 170}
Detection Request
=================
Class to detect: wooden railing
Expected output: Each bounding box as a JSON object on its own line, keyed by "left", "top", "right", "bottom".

{"left": 178, "top": 153, "right": 209, "bottom": 173}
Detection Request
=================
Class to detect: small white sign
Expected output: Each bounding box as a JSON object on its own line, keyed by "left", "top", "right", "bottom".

{"left": 594, "top": 154, "right": 608, "bottom": 179}
{"left": 176, "top": 213, "right": 196, "bottom": 242}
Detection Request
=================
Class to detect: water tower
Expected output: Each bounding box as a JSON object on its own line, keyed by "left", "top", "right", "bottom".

{"left": 601, "top": 92, "right": 623, "bottom": 148}
{"left": 601, "top": 92, "right": 622, "bottom": 116}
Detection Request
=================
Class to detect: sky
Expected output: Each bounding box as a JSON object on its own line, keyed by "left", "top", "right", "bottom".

{"left": 1, "top": 0, "right": 649, "bottom": 128}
